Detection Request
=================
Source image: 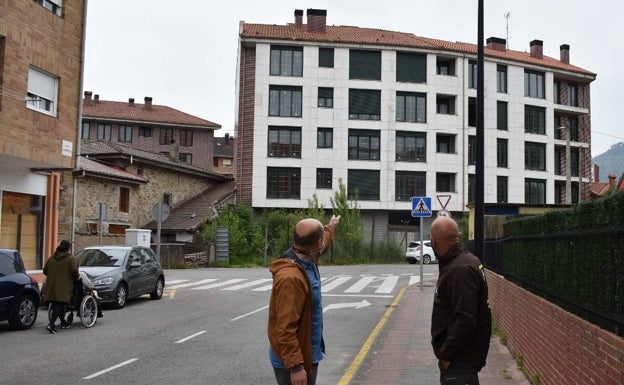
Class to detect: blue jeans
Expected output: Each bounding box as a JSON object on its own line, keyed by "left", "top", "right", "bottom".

{"left": 439, "top": 359, "right": 480, "bottom": 385}
{"left": 273, "top": 363, "right": 318, "bottom": 385}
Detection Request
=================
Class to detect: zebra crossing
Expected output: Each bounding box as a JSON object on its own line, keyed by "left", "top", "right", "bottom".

{"left": 164, "top": 274, "right": 430, "bottom": 295}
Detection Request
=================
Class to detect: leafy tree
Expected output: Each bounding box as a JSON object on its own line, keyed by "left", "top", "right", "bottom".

{"left": 329, "top": 178, "right": 365, "bottom": 263}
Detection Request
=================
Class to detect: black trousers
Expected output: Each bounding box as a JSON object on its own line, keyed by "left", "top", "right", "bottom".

{"left": 48, "top": 301, "right": 65, "bottom": 328}
{"left": 273, "top": 363, "right": 318, "bottom": 385}
{"left": 439, "top": 359, "right": 480, "bottom": 385}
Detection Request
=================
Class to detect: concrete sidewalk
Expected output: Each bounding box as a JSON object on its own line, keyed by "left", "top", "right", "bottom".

{"left": 347, "top": 283, "right": 530, "bottom": 385}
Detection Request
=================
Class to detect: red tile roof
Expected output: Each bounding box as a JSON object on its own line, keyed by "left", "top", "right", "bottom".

{"left": 240, "top": 23, "right": 595, "bottom": 77}
{"left": 82, "top": 97, "right": 221, "bottom": 129}
{"left": 78, "top": 157, "right": 148, "bottom": 184}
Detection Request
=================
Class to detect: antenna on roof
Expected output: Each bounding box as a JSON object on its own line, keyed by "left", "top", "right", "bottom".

{"left": 504, "top": 12, "right": 510, "bottom": 49}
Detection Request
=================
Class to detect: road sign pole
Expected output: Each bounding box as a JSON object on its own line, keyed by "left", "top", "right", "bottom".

{"left": 157, "top": 203, "right": 162, "bottom": 261}
{"left": 419, "top": 217, "right": 424, "bottom": 290}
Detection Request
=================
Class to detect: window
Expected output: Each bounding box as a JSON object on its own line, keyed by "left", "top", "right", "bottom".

{"left": 119, "top": 187, "right": 129, "bottom": 213}
{"left": 497, "top": 101, "right": 508, "bottom": 130}
{"left": 81, "top": 122, "right": 90, "bottom": 139}
{"left": 319, "top": 48, "right": 334, "bottom": 68}
{"left": 139, "top": 126, "right": 152, "bottom": 137}
{"left": 317, "top": 128, "right": 333, "bottom": 148}
{"left": 571, "top": 149, "right": 580, "bottom": 177}
{"left": 468, "top": 60, "right": 477, "bottom": 89}
{"left": 396, "top": 92, "right": 426, "bottom": 123}
{"left": 35, "top": 0, "right": 62, "bottom": 16}
{"left": 349, "top": 50, "right": 381, "bottom": 80}
{"left": 396, "top": 132, "right": 426, "bottom": 162}
{"left": 396, "top": 52, "right": 426, "bottom": 83}
{"left": 318, "top": 87, "right": 333, "bottom": 108}
{"left": 554, "top": 147, "right": 563, "bottom": 175}
{"left": 468, "top": 135, "right": 476, "bottom": 165}
{"left": 97, "top": 124, "right": 111, "bottom": 140}
{"left": 270, "top": 45, "right": 303, "bottom": 76}
{"left": 269, "top": 86, "right": 302, "bottom": 117}
{"left": 436, "top": 173, "right": 456, "bottom": 192}
{"left": 436, "top": 57, "right": 455, "bottom": 76}
{"left": 348, "top": 89, "right": 380, "bottom": 120}
{"left": 554, "top": 81, "right": 561, "bottom": 104}
{"left": 525, "top": 178, "right": 546, "bottom": 204}
{"left": 525, "top": 142, "right": 546, "bottom": 171}
{"left": 316, "top": 168, "right": 332, "bottom": 189}
{"left": 267, "top": 167, "right": 300, "bottom": 199}
{"left": 468, "top": 97, "right": 476, "bottom": 127}
{"left": 348, "top": 170, "right": 380, "bottom": 200}
{"left": 436, "top": 134, "right": 455, "bottom": 154}
{"left": 497, "top": 176, "right": 508, "bottom": 203}
{"left": 396, "top": 171, "right": 426, "bottom": 201}
{"left": 0, "top": 251, "right": 19, "bottom": 275}
{"left": 348, "top": 129, "right": 380, "bottom": 160}
{"left": 179, "top": 153, "right": 192, "bottom": 164}
{"left": 568, "top": 84, "right": 578, "bottom": 107}
{"left": 436, "top": 95, "right": 456, "bottom": 115}
{"left": 160, "top": 128, "right": 173, "bottom": 144}
{"left": 180, "top": 130, "right": 193, "bottom": 146}
{"left": 163, "top": 193, "right": 172, "bottom": 205}
{"left": 497, "top": 139, "right": 508, "bottom": 168}
{"left": 468, "top": 174, "right": 475, "bottom": 203}
{"left": 524, "top": 70, "right": 545, "bottom": 98}
{"left": 268, "top": 126, "right": 301, "bottom": 158}
{"left": 26, "top": 67, "right": 58, "bottom": 115}
{"left": 525, "top": 105, "right": 546, "bottom": 134}
{"left": 569, "top": 116, "right": 579, "bottom": 141}
{"left": 118, "top": 125, "right": 132, "bottom": 143}
{"left": 497, "top": 65, "right": 507, "bottom": 93}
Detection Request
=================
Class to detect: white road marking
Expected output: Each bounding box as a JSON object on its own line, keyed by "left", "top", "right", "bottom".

{"left": 222, "top": 279, "right": 272, "bottom": 290}
{"left": 165, "top": 279, "right": 188, "bottom": 286}
{"left": 230, "top": 305, "right": 269, "bottom": 321}
{"left": 167, "top": 279, "right": 217, "bottom": 289}
{"left": 321, "top": 276, "right": 352, "bottom": 292}
{"left": 376, "top": 275, "right": 399, "bottom": 293}
{"left": 323, "top": 300, "right": 371, "bottom": 313}
{"left": 191, "top": 278, "right": 245, "bottom": 290}
{"left": 408, "top": 276, "right": 421, "bottom": 286}
{"left": 83, "top": 358, "right": 138, "bottom": 379}
{"left": 175, "top": 330, "right": 207, "bottom": 344}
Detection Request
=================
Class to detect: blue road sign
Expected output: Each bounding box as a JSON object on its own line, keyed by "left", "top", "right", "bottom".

{"left": 411, "top": 196, "right": 432, "bottom": 217}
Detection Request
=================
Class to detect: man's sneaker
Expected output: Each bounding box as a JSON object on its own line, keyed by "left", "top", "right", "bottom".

{"left": 46, "top": 325, "right": 57, "bottom": 334}
{"left": 60, "top": 322, "right": 71, "bottom": 329}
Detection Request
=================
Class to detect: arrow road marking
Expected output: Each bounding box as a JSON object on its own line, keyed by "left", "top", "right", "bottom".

{"left": 323, "top": 299, "right": 371, "bottom": 313}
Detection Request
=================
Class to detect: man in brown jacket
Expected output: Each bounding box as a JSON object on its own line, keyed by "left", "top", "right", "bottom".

{"left": 268, "top": 215, "right": 340, "bottom": 385}
{"left": 43, "top": 240, "right": 79, "bottom": 333}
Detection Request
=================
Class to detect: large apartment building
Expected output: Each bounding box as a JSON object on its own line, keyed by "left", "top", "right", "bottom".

{"left": 0, "top": 1, "right": 86, "bottom": 269}
{"left": 235, "top": 9, "right": 596, "bottom": 238}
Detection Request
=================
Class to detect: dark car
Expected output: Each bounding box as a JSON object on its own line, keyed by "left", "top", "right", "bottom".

{"left": 75, "top": 246, "right": 165, "bottom": 309}
{"left": 0, "top": 248, "right": 40, "bottom": 329}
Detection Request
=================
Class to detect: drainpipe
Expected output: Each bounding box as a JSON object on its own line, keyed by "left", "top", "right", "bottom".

{"left": 71, "top": 0, "right": 89, "bottom": 253}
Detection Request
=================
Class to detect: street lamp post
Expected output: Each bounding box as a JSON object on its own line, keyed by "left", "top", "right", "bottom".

{"left": 559, "top": 126, "right": 571, "bottom": 204}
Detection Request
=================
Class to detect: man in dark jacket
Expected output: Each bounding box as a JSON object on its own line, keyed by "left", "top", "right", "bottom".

{"left": 43, "top": 240, "right": 79, "bottom": 334}
{"left": 268, "top": 215, "right": 340, "bottom": 385}
{"left": 430, "top": 216, "right": 492, "bottom": 385}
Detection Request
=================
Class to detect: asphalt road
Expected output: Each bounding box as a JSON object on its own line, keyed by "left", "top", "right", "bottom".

{"left": 0, "top": 264, "right": 438, "bottom": 385}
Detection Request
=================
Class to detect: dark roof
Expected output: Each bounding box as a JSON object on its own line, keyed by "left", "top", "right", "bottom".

{"left": 82, "top": 96, "right": 221, "bottom": 129}
{"left": 143, "top": 180, "right": 236, "bottom": 232}
{"left": 240, "top": 23, "right": 595, "bottom": 78}
{"left": 81, "top": 141, "right": 232, "bottom": 181}
{"left": 76, "top": 157, "right": 147, "bottom": 184}
{"left": 214, "top": 136, "right": 235, "bottom": 158}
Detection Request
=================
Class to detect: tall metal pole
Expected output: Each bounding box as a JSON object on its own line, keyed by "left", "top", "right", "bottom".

{"left": 475, "top": 0, "right": 485, "bottom": 261}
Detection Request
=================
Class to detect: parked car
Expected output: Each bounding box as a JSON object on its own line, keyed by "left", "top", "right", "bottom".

{"left": 74, "top": 246, "right": 165, "bottom": 309}
{"left": 405, "top": 241, "right": 436, "bottom": 264}
{"left": 0, "top": 248, "right": 40, "bottom": 329}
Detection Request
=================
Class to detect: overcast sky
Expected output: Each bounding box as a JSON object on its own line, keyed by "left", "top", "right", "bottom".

{"left": 83, "top": 0, "right": 623, "bottom": 159}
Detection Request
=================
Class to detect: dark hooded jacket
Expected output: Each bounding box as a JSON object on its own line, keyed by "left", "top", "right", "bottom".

{"left": 43, "top": 251, "right": 79, "bottom": 304}
{"left": 431, "top": 244, "right": 492, "bottom": 369}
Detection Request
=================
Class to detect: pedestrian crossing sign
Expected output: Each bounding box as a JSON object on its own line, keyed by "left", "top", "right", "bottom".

{"left": 411, "top": 196, "right": 432, "bottom": 217}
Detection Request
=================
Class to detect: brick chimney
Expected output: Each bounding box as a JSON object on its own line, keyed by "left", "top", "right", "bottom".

{"left": 530, "top": 39, "right": 543, "bottom": 59}
{"left": 128, "top": 98, "right": 135, "bottom": 106}
{"left": 560, "top": 44, "right": 570, "bottom": 64}
{"left": 306, "top": 9, "right": 327, "bottom": 32}
{"left": 294, "top": 9, "right": 303, "bottom": 28}
{"left": 486, "top": 37, "right": 506, "bottom": 51}
{"left": 84, "top": 91, "right": 92, "bottom": 103}
{"left": 609, "top": 174, "right": 617, "bottom": 188}
{"left": 94, "top": 94, "right": 99, "bottom": 102}
{"left": 144, "top": 96, "right": 152, "bottom": 109}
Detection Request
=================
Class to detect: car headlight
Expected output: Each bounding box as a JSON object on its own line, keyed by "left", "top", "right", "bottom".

{"left": 93, "top": 277, "right": 113, "bottom": 286}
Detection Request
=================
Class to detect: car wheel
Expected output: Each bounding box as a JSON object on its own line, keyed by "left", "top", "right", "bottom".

{"left": 113, "top": 283, "right": 127, "bottom": 309}
{"left": 150, "top": 277, "right": 164, "bottom": 300}
{"left": 10, "top": 294, "right": 38, "bottom": 330}
{"left": 423, "top": 255, "right": 432, "bottom": 264}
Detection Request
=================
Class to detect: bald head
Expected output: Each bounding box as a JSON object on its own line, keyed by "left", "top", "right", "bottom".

{"left": 294, "top": 218, "right": 324, "bottom": 249}
{"left": 430, "top": 216, "right": 461, "bottom": 257}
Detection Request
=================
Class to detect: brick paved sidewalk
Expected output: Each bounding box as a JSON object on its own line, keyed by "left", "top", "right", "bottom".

{"left": 348, "top": 284, "right": 530, "bottom": 385}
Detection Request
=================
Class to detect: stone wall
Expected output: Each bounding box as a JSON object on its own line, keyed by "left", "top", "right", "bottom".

{"left": 486, "top": 270, "right": 624, "bottom": 385}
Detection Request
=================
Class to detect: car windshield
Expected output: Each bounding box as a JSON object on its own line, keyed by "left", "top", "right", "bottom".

{"left": 76, "top": 249, "right": 128, "bottom": 267}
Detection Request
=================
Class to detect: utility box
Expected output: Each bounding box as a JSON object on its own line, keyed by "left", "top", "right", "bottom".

{"left": 125, "top": 229, "right": 151, "bottom": 247}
